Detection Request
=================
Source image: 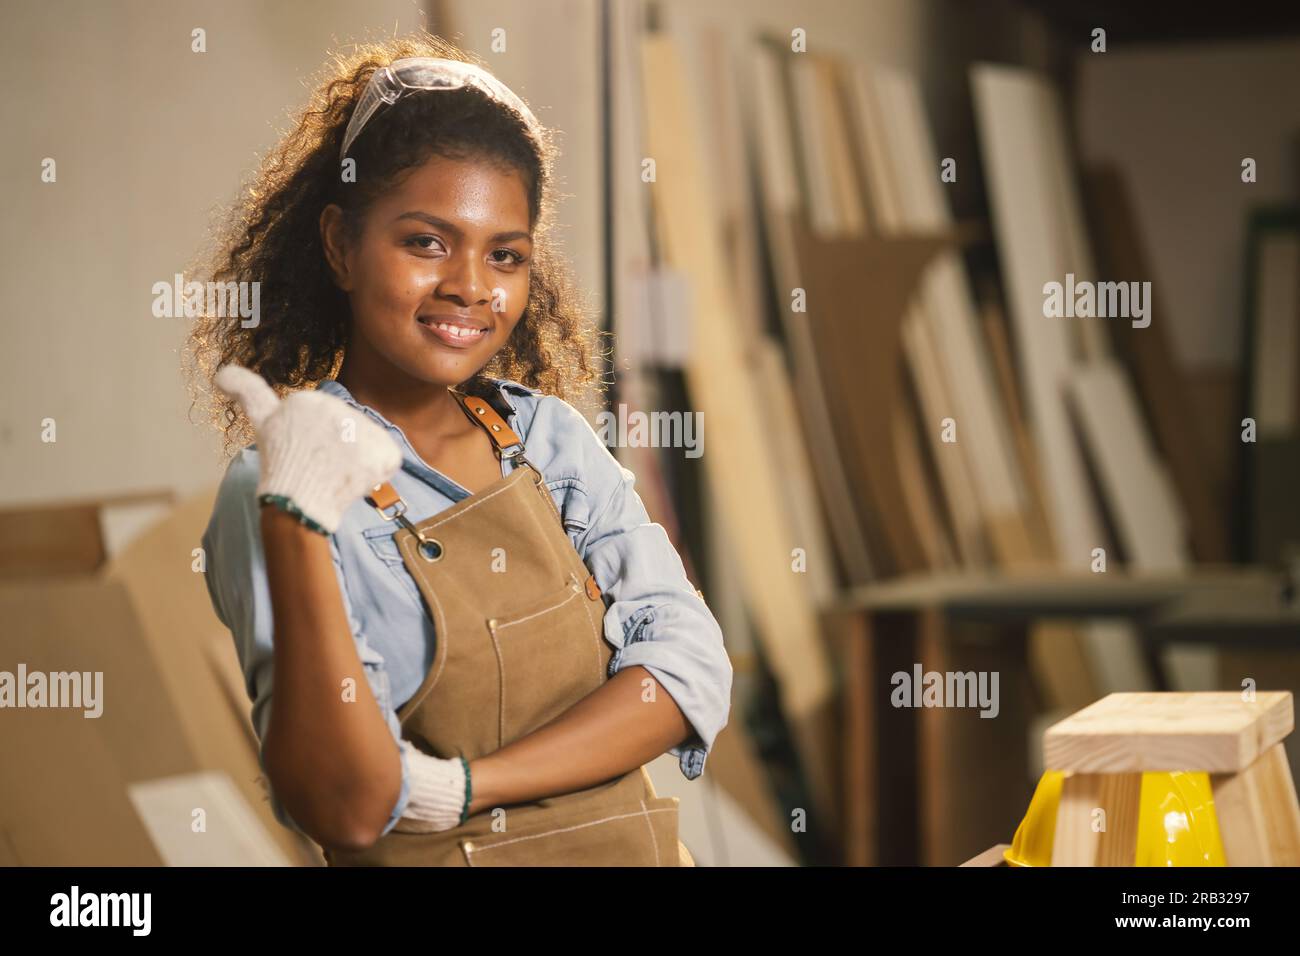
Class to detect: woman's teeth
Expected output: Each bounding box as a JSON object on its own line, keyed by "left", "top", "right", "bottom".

{"left": 431, "top": 322, "right": 484, "bottom": 339}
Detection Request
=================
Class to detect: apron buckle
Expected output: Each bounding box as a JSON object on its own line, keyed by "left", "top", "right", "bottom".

{"left": 368, "top": 486, "right": 444, "bottom": 562}
{"left": 502, "top": 446, "right": 545, "bottom": 486}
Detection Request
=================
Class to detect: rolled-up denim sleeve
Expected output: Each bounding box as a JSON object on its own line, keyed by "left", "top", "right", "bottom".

{"left": 200, "top": 450, "right": 412, "bottom": 838}
{"left": 550, "top": 399, "right": 733, "bottom": 780}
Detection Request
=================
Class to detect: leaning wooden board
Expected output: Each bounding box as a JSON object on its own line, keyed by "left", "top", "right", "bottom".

{"left": 685, "top": 25, "right": 838, "bottom": 603}
{"left": 971, "top": 63, "right": 1108, "bottom": 570}
{"left": 1083, "top": 166, "right": 1228, "bottom": 562}
{"left": 786, "top": 51, "right": 957, "bottom": 574}
{"left": 861, "top": 65, "right": 1032, "bottom": 559}
{"left": 972, "top": 64, "right": 1153, "bottom": 694}
{"left": 1066, "top": 315, "right": 1203, "bottom": 691}
{"left": 1067, "top": 359, "right": 1189, "bottom": 570}
{"left": 640, "top": 33, "right": 837, "bottom": 818}
{"left": 746, "top": 40, "right": 877, "bottom": 584}
{"left": 832, "top": 57, "right": 979, "bottom": 569}
{"left": 790, "top": 223, "right": 957, "bottom": 577}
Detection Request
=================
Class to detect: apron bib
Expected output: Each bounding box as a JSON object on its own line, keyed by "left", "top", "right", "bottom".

{"left": 323, "top": 390, "right": 689, "bottom": 866}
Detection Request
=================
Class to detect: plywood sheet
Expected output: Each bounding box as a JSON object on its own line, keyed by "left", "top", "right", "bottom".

{"left": 972, "top": 63, "right": 1108, "bottom": 570}
{"left": 1067, "top": 360, "right": 1190, "bottom": 570}
{"left": 786, "top": 55, "right": 951, "bottom": 573}
{"left": 853, "top": 63, "right": 1027, "bottom": 567}
{"left": 1084, "top": 166, "right": 1228, "bottom": 561}
{"left": 744, "top": 41, "right": 876, "bottom": 584}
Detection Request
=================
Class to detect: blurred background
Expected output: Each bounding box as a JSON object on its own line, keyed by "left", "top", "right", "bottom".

{"left": 2, "top": 0, "right": 1300, "bottom": 866}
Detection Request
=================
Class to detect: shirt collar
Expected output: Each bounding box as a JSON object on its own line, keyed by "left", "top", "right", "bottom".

{"left": 314, "top": 376, "right": 538, "bottom": 428}
{"left": 312, "top": 376, "right": 538, "bottom": 497}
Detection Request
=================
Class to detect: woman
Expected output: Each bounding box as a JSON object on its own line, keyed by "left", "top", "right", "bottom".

{"left": 186, "top": 35, "right": 731, "bottom": 866}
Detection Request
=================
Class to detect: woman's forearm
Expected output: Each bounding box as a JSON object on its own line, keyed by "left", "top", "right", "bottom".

{"left": 259, "top": 506, "right": 403, "bottom": 849}
{"left": 466, "top": 665, "right": 693, "bottom": 814}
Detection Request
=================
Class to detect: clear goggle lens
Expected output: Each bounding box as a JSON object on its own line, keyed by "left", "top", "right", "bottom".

{"left": 340, "top": 56, "right": 540, "bottom": 161}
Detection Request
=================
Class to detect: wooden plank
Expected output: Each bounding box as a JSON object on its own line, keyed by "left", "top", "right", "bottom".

{"left": 641, "top": 33, "right": 836, "bottom": 816}
{"left": 793, "top": 225, "right": 954, "bottom": 575}
{"left": 979, "top": 290, "right": 1101, "bottom": 711}
{"left": 784, "top": 52, "right": 955, "bottom": 575}
{"left": 831, "top": 567, "right": 1277, "bottom": 615}
{"left": 788, "top": 56, "right": 865, "bottom": 238}
{"left": 972, "top": 64, "right": 1154, "bottom": 695}
{"left": 1051, "top": 772, "right": 1141, "bottom": 866}
{"left": 682, "top": 21, "right": 768, "bottom": 340}
{"left": 745, "top": 41, "right": 876, "bottom": 584}
{"left": 682, "top": 28, "right": 839, "bottom": 599}
{"left": 980, "top": 294, "right": 1056, "bottom": 563}
{"left": 844, "top": 61, "right": 985, "bottom": 568}
{"left": 916, "top": 611, "right": 1034, "bottom": 865}
{"left": 1253, "top": 231, "right": 1300, "bottom": 436}
{"left": 1033, "top": 69, "right": 1108, "bottom": 361}
{"left": 1028, "top": 623, "right": 1100, "bottom": 714}
{"left": 1067, "top": 359, "right": 1216, "bottom": 698}
{"left": 0, "top": 504, "right": 106, "bottom": 576}
{"left": 1083, "top": 166, "right": 1228, "bottom": 561}
{"left": 859, "top": 65, "right": 1031, "bottom": 555}
{"left": 894, "top": 380, "right": 959, "bottom": 570}
{"left": 753, "top": 339, "right": 838, "bottom": 605}
{"left": 1067, "top": 360, "right": 1190, "bottom": 570}
{"left": 607, "top": 7, "right": 698, "bottom": 571}
{"left": 0, "top": 466, "right": 171, "bottom": 577}
{"left": 824, "top": 608, "right": 875, "bottom": 865}
{"left": 961, "top": 843, "right": 1011, "bottom": 866}
{"left": 697, "top": 716, "right": 801, "bottom": 863}
{"left": 127, "top": 771, "right": 290, "bottom": 866}
{"left": 901, "top": 308, "right": 986, "bottom": 565}
{"left": 0, "top": 577, "right": 188, "bottom": 865}
{"left": 1213, "top": 742, "right": 1300, "bottom": 866}
{"left": 972, "top": 64, "right": 1109, "bottom": 570}
{"left": 1241, "top": 212, "right": 1300, "bottom": 565}
{"left": 1044, "top": 692, "right": 1294, "bottom": 773}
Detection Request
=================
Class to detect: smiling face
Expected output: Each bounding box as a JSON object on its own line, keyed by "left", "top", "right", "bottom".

{"left": 322, "top": 152, "right": 533, "bottom": 391}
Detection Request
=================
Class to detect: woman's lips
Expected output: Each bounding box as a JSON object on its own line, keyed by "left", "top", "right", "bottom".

{"left": 417, "top": 317, "right": 488, "bottom": 349}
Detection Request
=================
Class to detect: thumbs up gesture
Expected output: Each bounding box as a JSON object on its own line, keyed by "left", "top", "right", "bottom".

{"left": 214, "top": 365, "right": 402, "bottom": 534}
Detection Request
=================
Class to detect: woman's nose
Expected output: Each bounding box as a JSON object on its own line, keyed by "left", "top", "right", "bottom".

{"left": 436, "top": 250, "right": 490, "bottom": 307}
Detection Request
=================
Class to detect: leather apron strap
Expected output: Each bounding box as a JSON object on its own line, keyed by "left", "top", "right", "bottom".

{"left": 363, "top": 390, "right": 551, "bottom": 561}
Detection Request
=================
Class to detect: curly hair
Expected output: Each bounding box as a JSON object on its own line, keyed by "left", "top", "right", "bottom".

{"left": 183, "top": 33, "right": 605, "bottom": 456}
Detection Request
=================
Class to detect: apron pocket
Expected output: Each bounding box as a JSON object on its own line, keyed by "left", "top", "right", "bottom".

{"left": 487, "top": 575, "right": 608, "bottom": 747}
{"left": 460, "top": 795, "right": 681, "bottom": 867}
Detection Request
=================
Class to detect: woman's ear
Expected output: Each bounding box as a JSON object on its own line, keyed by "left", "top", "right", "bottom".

{"left": 320, "top": 204, "right": 354, "bottom": 291}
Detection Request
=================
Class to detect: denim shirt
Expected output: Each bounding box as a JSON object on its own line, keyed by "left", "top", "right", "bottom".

{"left": 199, "top": 376, "right": 733, "bottom": 838}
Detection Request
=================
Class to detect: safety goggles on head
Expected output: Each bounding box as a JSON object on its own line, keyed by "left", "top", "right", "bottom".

{"left": 339, "top": 56, "right": 541, "bottom": 162}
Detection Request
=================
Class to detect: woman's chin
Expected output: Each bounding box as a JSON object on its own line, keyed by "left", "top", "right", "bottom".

{"left": 403, "top": 354, "right": 489, "bottom": 389}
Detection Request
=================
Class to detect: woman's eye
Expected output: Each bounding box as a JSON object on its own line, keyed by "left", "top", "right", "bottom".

{"left": 492, "top": 249, "right": 527, "bottom": 266}
{"left": 405, "top": 235, "right": 444, "bottom": 253}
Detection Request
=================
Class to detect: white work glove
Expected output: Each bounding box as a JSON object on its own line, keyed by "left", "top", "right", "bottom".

{"left": 214, "top": 364, "right": 403, "bottom": 534}
{"left": 393, "top": 746, "right": 472, "bottom": 833}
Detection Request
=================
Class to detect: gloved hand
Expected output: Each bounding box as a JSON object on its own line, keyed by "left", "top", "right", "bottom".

{"left": 214, "top": 365, "right": 403, "bottom": 534}
{"left": 393, "top": 746, "right": 472, "bottom": 833}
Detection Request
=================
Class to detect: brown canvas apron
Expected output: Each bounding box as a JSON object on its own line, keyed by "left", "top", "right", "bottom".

{"left": 323, "top": 390, "right": 690, "bottom": 866}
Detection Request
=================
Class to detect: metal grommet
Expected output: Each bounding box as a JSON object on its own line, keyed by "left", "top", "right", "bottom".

{"left": 491, "top": 423, "right": 501, "bottom": 431}
{"left": 475, "top": 407, "right": 485, "bottom": 415}
{"left": 417, "top": 538, "right": 444, "bottom": 562}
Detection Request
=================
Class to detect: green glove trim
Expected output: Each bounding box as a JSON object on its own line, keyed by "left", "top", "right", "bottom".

{"left": 459, "top": 756, "right": 472, "bottom": 826}
{"left": 257, "top": 494, "right": 330, "bottom": 536}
